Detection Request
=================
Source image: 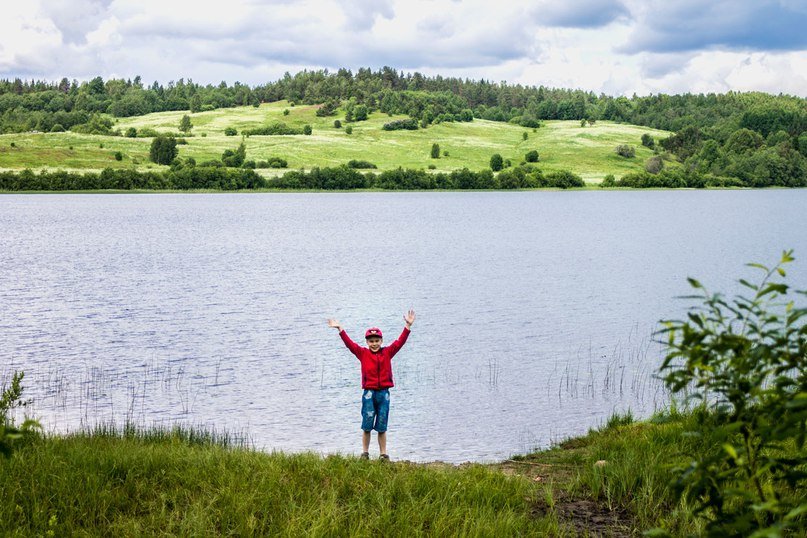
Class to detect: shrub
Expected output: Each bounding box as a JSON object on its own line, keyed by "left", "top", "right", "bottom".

{"left": 645, "top": 155, "right": 664, "bottom": 174}
{"left": 428, "top": 164, "right": 436, "bottom": 170}
{"left": 222, "top": 143, "right": 246, "bottom": 167}
{"left": 256, "top": 157, "right": 288, "bottom": 169}
{"left": 125, "top": 127, "right": 137, "bottom": 138}
{"left": 179, "top": 114, "right": 193, "bottom": 134}
{"left": 137, "top": 127, "right": 159, "bottom": 138}
{"left": 525, "top": 150, "right": 539, "bottom": 163}
{"left": 431, "top": 143, "right": 440, "bottom": 159}
{"left": 382, "top": 119, "right": 419, "bottom": 131}
{"left": 347, "top": 160, "right": 377, "bottom": 169}
{"left": 522, "top": 132, "right": 528, "bottom": 141}
{"left": 243, "top": 123, "right": 304, "bottom": 136}
{"left": 601, "top": 174, "right": 616, "bottom": 187}
{"left": 334, "top": 120, "right": 342, "bottom": 129}
{"left": 616, "top": 144, "right": 636, "bottom": 158}
{"left": 71, "top": 115, "right": 114, "bottom": 135}
{"left": 283, "top": 109, "right": 290, "bottom": 116}
{"left": 303, "top": 125, "right": 312, "bottom": 135}
{"left": 315, "top": 99, "right": 339, "bottom": 117}
{"left": 490, "top": 153, "right": 504, "bottom": 171}
{"left": 149, "top": 135, "right": 178, "bottom": 165}
{"left": 641, "top": 133, "right": 655, "bottom": 148}
{"left": 345, "top": 126, "right": 353, "bottom": 135}
{"left": 544, "top": 170, "right": 584, "bottom": 188}
{"left": 659, "top": 252, "right": 807, "bottom": 536}
{"left": 1, "top": 371, "right": 40, "bottom": 458}
{"left": 114, "top": 151, "right": 123, "bottom": 161}
{"left": 519, "top": 116, "right": 540, "bottom": 128}
{"left": 224, "top": 127, "right": 238, "bottom": 136}
{"left": 443, "top": 151, "right": 449, "bottom": 157}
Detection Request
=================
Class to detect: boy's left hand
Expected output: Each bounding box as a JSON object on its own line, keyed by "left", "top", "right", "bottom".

{"left": 404, "top": 309, "right": 416, "bottom": 328}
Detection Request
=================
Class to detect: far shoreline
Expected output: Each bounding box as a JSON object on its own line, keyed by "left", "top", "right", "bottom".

{"left": 2, "top": 186, "right": 799, "bottom": 195}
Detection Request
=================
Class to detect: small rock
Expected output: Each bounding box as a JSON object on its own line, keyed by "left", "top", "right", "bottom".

{"left": 594, "top": 460, "right": 607, "bottom": 468}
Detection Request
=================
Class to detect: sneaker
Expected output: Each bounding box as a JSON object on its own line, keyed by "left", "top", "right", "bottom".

{"left": 379, "top": 454, "right": 390, "bottom": 462}
{"left": 360, "top": 452, "right": 370, "bottom": 460}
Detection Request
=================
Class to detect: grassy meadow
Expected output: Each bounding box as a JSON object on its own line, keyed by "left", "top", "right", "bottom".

{"left": 0, "top": 101, "right": 670, "bottom": 183}
{"left": 1, "top": 412, "right": 710, "bottom": 536}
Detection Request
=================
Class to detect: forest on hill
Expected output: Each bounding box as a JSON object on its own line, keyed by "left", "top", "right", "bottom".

{"left": 1, "top": 67, "right": 806, "bottom": 188}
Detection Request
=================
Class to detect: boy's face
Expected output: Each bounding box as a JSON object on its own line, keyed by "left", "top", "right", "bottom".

{"left": 366, "top": 336, "right": 382, "bottom": 352}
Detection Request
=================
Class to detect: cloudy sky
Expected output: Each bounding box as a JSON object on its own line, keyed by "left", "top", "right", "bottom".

{"left": 1, "top": 0, "right": 805, "bottom": 96}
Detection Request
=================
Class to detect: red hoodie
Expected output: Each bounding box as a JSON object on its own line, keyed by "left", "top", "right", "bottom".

{"left": 339, "top": 327, "right": 411, "bottom": 389}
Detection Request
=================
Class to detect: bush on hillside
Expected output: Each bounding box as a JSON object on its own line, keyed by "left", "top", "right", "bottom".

{"left": 149, "top": 135, "right": 178, "bottom": 165}
{"left": 382, "top": 119, "right": 419, "bottom": 131}
{"left": 347, "top": 160, "right": 377, "bottom": 169}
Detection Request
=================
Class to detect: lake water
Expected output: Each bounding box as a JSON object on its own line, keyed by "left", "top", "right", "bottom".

{"left": 2, "top": 191, "right": 807, "bottom": 463}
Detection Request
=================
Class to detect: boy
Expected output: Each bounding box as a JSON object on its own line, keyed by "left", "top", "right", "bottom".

{"left": 327, "top": 310, "right": 415, "bottom": 461}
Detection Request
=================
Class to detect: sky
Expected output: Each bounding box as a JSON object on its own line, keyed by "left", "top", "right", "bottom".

{"left": 1, "top": 0, "right": 806, "bottom": 96}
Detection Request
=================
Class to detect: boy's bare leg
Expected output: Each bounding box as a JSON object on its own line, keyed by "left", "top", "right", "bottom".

{"left": 362, "top": 430, "right": 371, "bottom": 453}
{"left": 378, "top": 432, "right": 387, "bottom": 455}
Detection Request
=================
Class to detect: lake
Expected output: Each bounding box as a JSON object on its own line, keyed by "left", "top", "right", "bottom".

{"left": 2, "top": 191, "right": 806, "bottom": 463}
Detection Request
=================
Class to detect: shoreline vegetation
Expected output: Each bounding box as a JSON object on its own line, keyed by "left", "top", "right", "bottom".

{"left": 0, "top": 410, "right": 702, "bottom": 536}
{"left": 0, "top": 163, "right": 801, "bottom": 193}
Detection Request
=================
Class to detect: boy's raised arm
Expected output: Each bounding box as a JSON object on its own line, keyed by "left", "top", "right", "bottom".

{"left": 328, "top": 318, "right": 362, "bottom": 357}
{"left": 388, "top": 309, "right": 415, "bottom": 358}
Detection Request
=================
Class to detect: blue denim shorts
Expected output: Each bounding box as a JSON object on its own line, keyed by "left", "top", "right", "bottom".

{"left": 361, "top": 389, "right": 390, "bottom": 433}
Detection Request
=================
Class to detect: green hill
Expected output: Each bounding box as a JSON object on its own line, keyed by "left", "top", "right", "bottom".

{"left": 0, "top": 101, "right": 670, "bottom": 183}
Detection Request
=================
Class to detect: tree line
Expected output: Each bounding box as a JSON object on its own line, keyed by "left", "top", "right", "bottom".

{"left": 0, "top": 165, "right": 585, "bottom": 191}
{"left": 2, "top": 69, "right": 804, "bottom": 136}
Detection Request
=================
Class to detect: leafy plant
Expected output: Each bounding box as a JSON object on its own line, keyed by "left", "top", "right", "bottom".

{"left": 1, "top": 371, "right": 39, "bottom": 458}
{"left": 659, "top": 251, "right": 807, "bottom": 536}
{"left": 615, "top": 144, "right": 636, "bottom": 158}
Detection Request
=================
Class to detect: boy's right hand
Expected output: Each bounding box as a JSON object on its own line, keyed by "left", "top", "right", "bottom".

{"left": 327, "top": 319, "right": 342, "bottom": 331}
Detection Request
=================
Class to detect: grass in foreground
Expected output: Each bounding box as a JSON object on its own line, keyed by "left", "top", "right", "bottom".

{"left": 0, "top": 412, "right": 725, "bottom": 537}
{"left": 1, "top": 424, "right": 558, "bottom": 536}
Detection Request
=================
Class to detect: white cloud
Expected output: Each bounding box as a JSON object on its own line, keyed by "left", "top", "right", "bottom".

{"left": 0, "top": 0, "right": 804, "bottom": 97}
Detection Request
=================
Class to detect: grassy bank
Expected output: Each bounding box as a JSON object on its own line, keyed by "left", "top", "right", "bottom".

{"left": 1, "top": 412, "right": 714, "bottom": 537}
{"left": 1, "top": 425, "right": 553, "bottom": 536}
{"left": 0, "top": 101, "right": 669, "bottom": 183}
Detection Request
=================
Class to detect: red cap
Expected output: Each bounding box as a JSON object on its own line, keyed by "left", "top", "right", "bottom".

{"left": 365, "top": 327, "right": 383, "bottom": 339}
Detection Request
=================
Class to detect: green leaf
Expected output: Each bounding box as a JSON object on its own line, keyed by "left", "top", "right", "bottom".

{"left": 747, "top": 262, "right": 769, "bottom": 271}
{"left": 739, "top": 278, "right": 759, "bottom": 291}
{"left": 784, "top": 503, "right": 807, "bottom": 521}
{"left": 687, "top": 277, "right": 702, "bottom": 289}
{"left": 722, "top": 444, "right": 738, "bottom": 460}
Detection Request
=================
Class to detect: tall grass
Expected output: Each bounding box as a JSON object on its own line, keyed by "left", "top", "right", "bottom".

{"left": 0, "top": 427, "right": 559, "bottom": 536}
{"left": 7, "top": 399, "right": 797, "bottom": 535}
